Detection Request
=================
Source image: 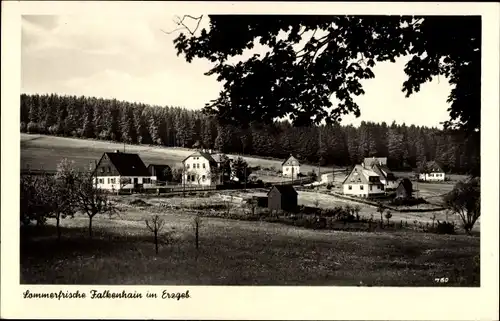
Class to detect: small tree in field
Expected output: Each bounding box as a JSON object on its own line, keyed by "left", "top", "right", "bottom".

{"left": 20, "top": 174, "right": 54, "bottom": 227}
{"left": 443, "top": 178, "right": 480, "bottom": 235}
{"left": 145, "top": 215, "right": 166, "bottom": 255}
{"left": 75, "top": 172, "right": 116, "bottom": 237}
{"left": 191, "top": 214, "right": 202, "bottom": 251}
{"left": 384, "top": 211, "right": 392, "bottom": 225}
{"left": 353, "top": 205, "right": 361, "bottom": 221}
{"left": 376, "top": 203, "right": 385, "bottom": 224}
{"left": 52, "top": 159, "right": 80, "bottom": 240}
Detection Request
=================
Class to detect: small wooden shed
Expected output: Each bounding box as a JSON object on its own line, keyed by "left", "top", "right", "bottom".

{"left": 395, "top": 178, "right": 413, "bottom": 199}
{"left": 267, "top": 184, "right": 298, "bottom": 213}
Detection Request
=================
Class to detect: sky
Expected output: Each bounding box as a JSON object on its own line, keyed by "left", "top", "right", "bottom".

{"left": 21, "top": 14, "right": 453, "bottom": 128}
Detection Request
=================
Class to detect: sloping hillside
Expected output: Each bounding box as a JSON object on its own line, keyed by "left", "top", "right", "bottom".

{"left": 21, "top": 134, "right": 334, "bottom": 173}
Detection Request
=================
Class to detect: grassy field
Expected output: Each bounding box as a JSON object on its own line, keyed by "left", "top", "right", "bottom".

{"left": 21, "top": 201, "right": 480, "bottom": 286}
{"left": 20, "top": 134, "right": 334, "bottom": 175}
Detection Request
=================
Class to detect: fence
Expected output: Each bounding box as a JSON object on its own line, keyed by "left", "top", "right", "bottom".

{"left": 21, "top": 169, "right": 58, "bottom": 176}
{"left": 330, "top": 192, "right": 446, "bottom": 213}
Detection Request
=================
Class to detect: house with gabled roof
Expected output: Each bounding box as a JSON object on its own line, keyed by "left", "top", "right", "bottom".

{"left": 362, "top": 157, "right": 398, "bottom": 190}
{"left": 93, "top": 150, "right": 152, "bottom": 191}
{"left": 418, "top": 160, "right": 445, "bottom": 181}
{"left": 282, "top": 154, "right": 300, "bottom": 179}
{"left": 182, "top": 150, "right": 229, "bottom": 186}
{"left": 342, "top": 165, "right": 385, "bottom": 197}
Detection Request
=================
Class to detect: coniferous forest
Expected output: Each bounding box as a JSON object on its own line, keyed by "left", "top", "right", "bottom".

{"left": 20, "top": 93, "right": 480, "bottom": 174}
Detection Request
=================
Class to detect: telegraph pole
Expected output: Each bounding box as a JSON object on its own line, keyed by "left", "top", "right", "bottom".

{"left": 183, "top": 163, "right": 186, "bottom": 198}
{"left": 243, "top": 145, "right": 247, "bottom": 189}
{"left": 318, "top": 126, "right": 321, "bottom": 182}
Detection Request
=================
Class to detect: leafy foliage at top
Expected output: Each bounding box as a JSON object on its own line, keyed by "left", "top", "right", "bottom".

{"left": 174, "top": 15, "right": 480, "bottom": 133}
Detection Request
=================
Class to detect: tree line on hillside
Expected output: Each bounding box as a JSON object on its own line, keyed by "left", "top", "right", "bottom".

{"left": 20, "top": 93, "right": 479, "bottom": 174}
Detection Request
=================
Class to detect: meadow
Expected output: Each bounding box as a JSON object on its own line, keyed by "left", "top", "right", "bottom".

{"left": 21, "top": 200, "right": 480, "bottom": 286}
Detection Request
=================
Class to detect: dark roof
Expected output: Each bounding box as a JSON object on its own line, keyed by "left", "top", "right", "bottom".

{"left": 398, "top": 178, "right": 413, "bottom": 193}
{"left": 371, "top": 164, "right": 396, "bottom": 181}
{"left": 102, "top": 152, "right": 150, "bottom": 176}
{"left": 282, "top": 155, "right": 300, "bottom": 166}
{"left": 267, "top": 184, "right": 298, "bottom": 196}
{"left": 418, "top": 161, "right": 444, "bottom": 173}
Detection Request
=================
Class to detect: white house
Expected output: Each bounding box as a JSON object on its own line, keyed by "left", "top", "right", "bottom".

{"left": 182, "top": 150, "right": 227, "bottom": 186}
{"left": 282, "top": 154, "right": 300, "bottom": 179}
{"left": 418, "top": 161, "right": 445, "bottom": 181}
{"left": 93, "top": 151, "right": 153, "bottom": 191}
{"left": 363, "top": 157, "right": 398, "bottom": 190}
{"left": 342, "top": 165, "right": 385, "bottom": 197}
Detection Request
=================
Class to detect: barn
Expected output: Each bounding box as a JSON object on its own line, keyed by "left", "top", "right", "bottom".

{"left": 395, "top": 178, "right": 413, "bottom": 199}
{"left": 267, "top": 185, "right": 298, "bottom": 213}
{"left": 147, "top": 164, "right": 171, "bottom": 184}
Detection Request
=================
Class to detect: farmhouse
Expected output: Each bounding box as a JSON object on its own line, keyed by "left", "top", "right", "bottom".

{"left": 182, "top": 150, "right": 227, "bottom": 186}
{"left": 93, "top": 151, "right": 152, "bottom": 191}
{"left": 342, "top": 165, "right": 385, "bottom": 197}
{"left": 282, "top": 154, "right": 300, "bottom": 179}
{"left": 418, "top": 161, "right": 445, "bottom": 181}
{"left": 147, "top": 164, "right": 171, "bottom": 185}
{"left": 363, "top": 157, "right": 398, "bottom": 190}
{"left": 395, "top": 178, "right": 413, "bottom": 199}
{"left": 268, "top": 185, "right": 298, "bottom": 213}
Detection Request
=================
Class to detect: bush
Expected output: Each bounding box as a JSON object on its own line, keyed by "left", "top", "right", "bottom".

{"left": 27, "top": 122, "right": 40, "bottom": 133}
{"left": 434, "top": 220, "right": 456, "bottom": 234}
{"left": 129, "top": 199, "right": 150, "bottom": 207}
{"left": 48, "top": 124, "right": 60, "bottom": 135}
{"left": 307, "top": 171, "right": 317, "bottom": 180}
{"left": 20, "top": 122, "right": 27, "bottom": 132}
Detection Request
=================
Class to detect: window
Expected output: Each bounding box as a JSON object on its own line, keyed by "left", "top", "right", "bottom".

{"left": 107, "top": 167, "right": 111, "bottom": 173}
{"left": 191, "top": 175, "right": 195, "bottom": 182}
{"left": 370, "top": 185, "right": 372, "bottom": 191}
{"left": 186, "top": 164, "right": 190, "bottom": 169}
{"left": 100, "top": 167, "right": 105, "bottom": 173}
{"left": 348, "top": 185, "right": 352, "bottom": 190}
{"left": 111, "top": 178, "right": 116, "bottom": 184}
{"left": 286, "top": 167, "right": 289, "bottom": 171}
{"left": 107, "top": 178, "right": 110, "bottom": 184}
{"left": 203, "top": 163, "right": 206, "bottom": 169}
{"left": 202, "top": 175, "right": 206, "bottom": 181}
{"left": 360, "top": 185, "right": 364, "bottom": 190}
{"left": 98, "top": 178, "right": 104, "bottom": 184}
{"left": 143, "top": 178, "right": 151, "bottom": 184}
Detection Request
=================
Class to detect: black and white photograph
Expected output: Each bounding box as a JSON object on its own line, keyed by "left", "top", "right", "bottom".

{"left": 2, "top": 1, "right": 499, "bottom": 320}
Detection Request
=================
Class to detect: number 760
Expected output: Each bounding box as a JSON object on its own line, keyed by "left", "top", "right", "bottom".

{"left": 434, "top": 277, "right": 449, "bottom": 283}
